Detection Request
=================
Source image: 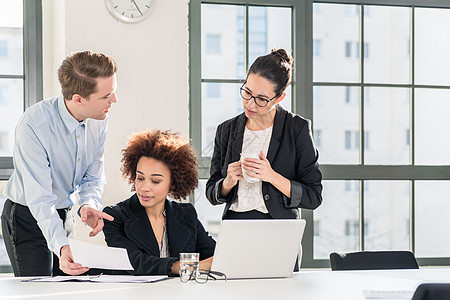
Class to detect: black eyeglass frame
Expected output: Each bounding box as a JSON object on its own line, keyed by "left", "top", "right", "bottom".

{"left": 240, "top": 84, "right": 278, "bottom": 107}
{"left": 179, "top": 269, "right": 227, "bottom": 284}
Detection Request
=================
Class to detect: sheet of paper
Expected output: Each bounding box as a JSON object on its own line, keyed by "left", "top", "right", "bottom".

{"left": 68, "top": 238, "right": 133, "bottom": 270}
{"left": 25, "top": 275, "right": 168, "bottom": 283}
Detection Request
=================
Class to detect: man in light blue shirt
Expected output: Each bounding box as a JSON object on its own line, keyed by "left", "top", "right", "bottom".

{"left": 1, "top": 51, "right": 117, "bottom": 276}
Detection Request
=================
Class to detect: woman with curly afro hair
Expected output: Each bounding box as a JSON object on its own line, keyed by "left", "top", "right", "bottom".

{"left": 103, "top": 130, "right": 215, "bottom": 276}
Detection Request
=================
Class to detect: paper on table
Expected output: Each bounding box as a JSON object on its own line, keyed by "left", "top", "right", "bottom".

{"left": 25, "top": 275, "right": 168, "bottom": 283}
{"left": 68, "top": 238, "right": 133, "bottom": 270}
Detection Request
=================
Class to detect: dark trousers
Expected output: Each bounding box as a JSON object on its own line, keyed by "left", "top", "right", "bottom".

{"left": 1, "top": 199, "right": 75, "bottom": 277}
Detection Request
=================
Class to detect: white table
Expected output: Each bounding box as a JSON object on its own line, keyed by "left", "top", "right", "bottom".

{"left": 1, "top": 268, "right": 450, "bottom": 300}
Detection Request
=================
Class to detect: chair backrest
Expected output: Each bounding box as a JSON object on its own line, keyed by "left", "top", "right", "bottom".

{"left": 329, "top": 251, "right": 419, "bottom": 271}
{"left": 412, "top": 283, "right": 450, "bottom": 300}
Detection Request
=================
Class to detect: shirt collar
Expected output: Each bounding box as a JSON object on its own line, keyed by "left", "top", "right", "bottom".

{"left": 58, "top": 95, "right": 85, "bottom": 133}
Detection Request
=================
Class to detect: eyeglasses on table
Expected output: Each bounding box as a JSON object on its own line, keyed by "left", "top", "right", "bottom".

{"left": 179, "top": 269, "right": 227, "bottom": 283}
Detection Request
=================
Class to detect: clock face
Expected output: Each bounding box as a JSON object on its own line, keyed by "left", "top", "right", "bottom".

{"left": 106, "top": 0, "right": 153, "bottom": 23}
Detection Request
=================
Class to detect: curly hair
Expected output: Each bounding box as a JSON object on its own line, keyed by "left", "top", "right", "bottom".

{"left": 121, "top": 130, "right": 198, "bottom": 200}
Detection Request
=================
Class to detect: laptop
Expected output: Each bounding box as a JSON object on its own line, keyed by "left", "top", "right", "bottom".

{"left": 210, "top": 219, "right": 306, "bottom": 279}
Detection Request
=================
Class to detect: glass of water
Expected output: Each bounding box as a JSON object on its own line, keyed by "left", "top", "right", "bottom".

{"left": 179, "top": 253, "right": 200, "bottom": 282}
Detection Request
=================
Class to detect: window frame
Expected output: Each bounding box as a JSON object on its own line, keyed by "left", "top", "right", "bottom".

{"left": 0, "top": 0, "right": 43, "bottom": 181}
{"left": 189, "top": 0, "right": 450, "bottom": 268}
{"left": 313, "top": 0, "right": 450, "bottom": 267}
{"left": 0, "top": 0, "right": 42, "bottom": 273}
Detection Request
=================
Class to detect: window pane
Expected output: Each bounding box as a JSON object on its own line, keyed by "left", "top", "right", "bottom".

{"left": 194, "top": 179, "right": 223, "bottom": 240}
{"left": 364, "top": 6, "right": 410, "bottom": 84}
{"left": 279, "top": 84, "right": 292, "bottom": 112}
{"left": 0, "top": 1, "right": 23, "bottom": 76}
{"left": 314, "top": 180, "right": 359, "bottom": 259}
{"left": 248, "top": 6, "right": 291, "bottom": 65}
{"left": 415, "top": 181, "right": 450, "bottom": 257}
{"left": 364, "top": 180, "right": 410, "bottom": 251}
{"left": 201, "top": 83, "right": 241, "bottom": 157}
{"left": 364, "top": 87, "right": 410, "bottom": 165}
{"left": 415, "top": 89, "right": 450, "bottom": 165}
{"left": 416, "top": 8, "right": 450, "bottom": 85}
{"left": 0, "top": 79, "right": 24, "bottom": 157}
{"left": 0, "top": 181, "right": 12, "bottom": 267}
{"left": 313, "top": 86, "right": 360, "bottom": 164}
{"left": 313, "top": 3, "right": 360, "bottom": 82}
{"left": 202, "top": 4, "right": 244, "bottom": 79}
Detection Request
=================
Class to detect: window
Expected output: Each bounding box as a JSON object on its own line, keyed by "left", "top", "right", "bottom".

{"left": 405, "top": 129, "right": 410, "bottom": 146}
{"left": 206, "top": 34, "right": 221, "bottom": 54}
{"left": 0, "top": 132, "right": 8, "bottom": 153}
{"left": 0, "top": 0, "right": 42, "bottom": 273}
{"left": 345, "top": 41, "right": 360, "bottom": 59}
{"left": 190, "top": 0, "right": 295, "bottom": 259}
{"left": 206, "top": 83, "right": 221, "bottom": 98}
{"left": 314, "top": 220, "right": 321, "bottom": 236}
{"left": 313, "top": 39, "right": 321, "bottom": 57}
{"left": 0, "top": 85, "right": 6, "bottom": 104}
{"left": 313, "top": 1, "right": 450, "bottom": 267}
{"left": 345, "top": 220, "right": 358, "bottom": 236}
{"left": 0, "top": 41, "right": 7, "bottom": 58}
{"left": 345, "top": 86, "right": 358, "bottom": 104}
{"left": 345, "top": 41, "right": 352, "bottom": 58}
{"left": 192, "top": 1, "right": 292, "bottom": 159}
{"left": 345, "top": 220, "right": 369, "bottom": 237}
{"left": 191, "top": 0, "right": 450, "bottom": 268}
{"left": 345, "top": 130, "right": 369, "bottom": 150}
{"left": 313, "top": 129, "right": 322, "bottom": 148}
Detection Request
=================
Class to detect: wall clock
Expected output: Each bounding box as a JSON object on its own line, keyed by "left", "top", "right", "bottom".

{"left": 106, "top": 0, "right": 153, "bottom": 23}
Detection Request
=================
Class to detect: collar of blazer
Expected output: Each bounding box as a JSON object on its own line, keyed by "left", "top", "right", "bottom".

{"left": 232, "top": 105, "right": 287, "bottom": 163}
{"left": 124, "top": 194, "right": 193, "bottom": 256}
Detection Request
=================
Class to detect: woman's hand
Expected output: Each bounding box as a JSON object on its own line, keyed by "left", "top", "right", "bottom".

{"left": 199, "top": 256, "right": 213, "bottom": 271}
{"left": 221, "top": 161, "right": 243, "bottom": 196}
{"left": 242, "top": 151, "right": 292, "bottom": 198}
{"left": 242, "top": 151, "right": 276, "bottom": 184}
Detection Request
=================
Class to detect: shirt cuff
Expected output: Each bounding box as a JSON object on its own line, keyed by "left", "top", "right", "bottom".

{"left": 214, "top": 178, "right": 227, "bottom": 204}
{"left": 77, "top": 198, "right": 102, "bottom": 217}
{"left": 52, "top": 235, "right": 69, "bottom": 259}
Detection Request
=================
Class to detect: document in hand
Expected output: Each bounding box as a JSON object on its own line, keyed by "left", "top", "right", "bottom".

{"left": 25, "top": 275, "right": 168, "bottom": 283}
{"left": 68, "top": 238, "right": 134, "bottom": 270}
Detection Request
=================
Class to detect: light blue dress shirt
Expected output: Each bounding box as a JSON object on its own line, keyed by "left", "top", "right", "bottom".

{"left": 3, "top": 95, "right": 107, "bottom": 256}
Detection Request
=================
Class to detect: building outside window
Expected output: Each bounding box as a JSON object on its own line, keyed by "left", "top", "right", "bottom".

{"left": 313, "top": 39, "right": 321, "bottom": 57}
{"left": 206, "top": 34, "right": 221, "bottom": 54}
{"left": 0, "top": 40, "right": 7, "bottom": 58}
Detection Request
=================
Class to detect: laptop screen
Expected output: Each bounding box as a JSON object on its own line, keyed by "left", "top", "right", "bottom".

{"left": 210, "top": 219, "right": 306, "bottom": 279}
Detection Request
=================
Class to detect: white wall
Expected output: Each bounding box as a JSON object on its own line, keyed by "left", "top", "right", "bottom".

{"left": 42, "top": 0, "right": 190, "bottom": 244}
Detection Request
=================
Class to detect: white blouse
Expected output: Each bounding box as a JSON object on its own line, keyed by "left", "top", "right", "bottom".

{"left": 230, "top": 125, "right": 273, "bottom": 213}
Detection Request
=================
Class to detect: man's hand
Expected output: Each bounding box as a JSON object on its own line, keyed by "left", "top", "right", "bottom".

{"left": 80, "top": 205, "right": 114, "bottom": 237}
{"left": 59, "top": 245, "right": 89, "bottom": 275}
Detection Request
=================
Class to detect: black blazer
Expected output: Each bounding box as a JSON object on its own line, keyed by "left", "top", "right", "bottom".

{"left": 206, "top": 105, "right": 323, "bottom": 219}
{"left": 103, "top": 194, "right": 216, "bottom": 276}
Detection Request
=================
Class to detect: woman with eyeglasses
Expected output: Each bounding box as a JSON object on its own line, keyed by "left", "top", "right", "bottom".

{"left": 102, "top": 130, "right": 215, "bottom": 276}
{"left": 206, "top": 48, "right": 323, "bottom": 227}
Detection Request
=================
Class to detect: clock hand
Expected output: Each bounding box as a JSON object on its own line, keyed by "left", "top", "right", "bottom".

{"left": 131, "top": 0, "right": 143, "bottom": 16}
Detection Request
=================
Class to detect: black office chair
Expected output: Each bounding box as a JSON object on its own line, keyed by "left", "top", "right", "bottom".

{"left": 412, "top": 283, "right": 450, "bottom": 300}
{"left": 329, "top": 251, "right": 419, "bottom": 271}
